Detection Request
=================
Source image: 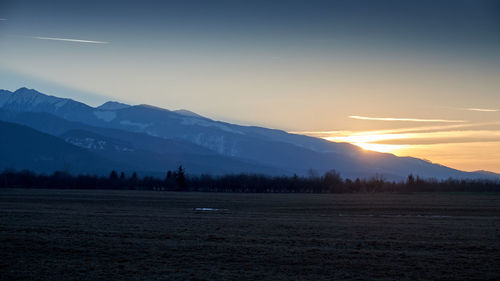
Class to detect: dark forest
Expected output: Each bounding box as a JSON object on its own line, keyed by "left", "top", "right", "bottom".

{"left": 1, "top": 167, "right": 499, "bottom": 193}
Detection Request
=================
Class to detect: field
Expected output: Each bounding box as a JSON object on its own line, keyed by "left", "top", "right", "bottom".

{"left": 1, "top": 189, "right": 499, "bottom": 280}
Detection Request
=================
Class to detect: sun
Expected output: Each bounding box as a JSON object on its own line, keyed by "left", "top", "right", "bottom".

{"left": 324, "top": 132, "right": 411, "bottom": 153}
{"left": 352, "top": 142, "right": 411, "bottom": 153}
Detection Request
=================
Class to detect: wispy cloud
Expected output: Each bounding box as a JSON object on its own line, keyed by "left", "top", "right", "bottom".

{"left": 369, "top": 130, "right": 500, "bottom": 145}
{"left": 465, "top": 108, "right": 499, "bottom": 112}
{"left": 293, "top": 123, "right": 500, "bottom": 171}
{"left": 291, "top": 121, "right": 500, "bottom": 138}
{"left": 31, "top": 36, "right": 108, "bottom": 44}
{"left": 349, "top": 115, "right": 466, "bottom": 123}
{"left": 296, "top": 127, "right": 500, "bottom": 154}
{"left": 0, "top": 18, "right": 7, "bottom": 21}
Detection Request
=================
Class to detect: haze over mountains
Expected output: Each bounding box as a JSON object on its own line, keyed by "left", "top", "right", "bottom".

{"left": 0, "top": 88, "right": 497, "bottom": 180}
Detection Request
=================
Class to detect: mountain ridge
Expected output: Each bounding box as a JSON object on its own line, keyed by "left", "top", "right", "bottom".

{"left": 0, "top": 87, "right": 497, "bottom": 180}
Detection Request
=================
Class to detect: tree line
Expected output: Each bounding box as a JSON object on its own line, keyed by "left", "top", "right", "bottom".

{"left": 0, "top": 167, "right": 499, "bottom": 193}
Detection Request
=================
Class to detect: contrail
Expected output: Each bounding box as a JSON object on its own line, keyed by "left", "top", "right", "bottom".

{"left": 31, "top": 36, "right": 108, "bottom": 44}
{"left": 349, "top": 115, "right": 466, "bottom": 123}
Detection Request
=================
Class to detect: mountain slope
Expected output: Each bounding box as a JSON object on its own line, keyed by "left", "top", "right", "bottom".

{"left": 0, "top": 110, "right": 286, "bottom": 175}
{"left": 0, "top": 121, "right": 124, "bottom": 174}
{"left": 0, "top": 88, "right": 496, "bottom": 180}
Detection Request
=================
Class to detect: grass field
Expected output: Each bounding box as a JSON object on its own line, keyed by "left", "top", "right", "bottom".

{"left": 1, "top": 189, "right": 499, "bottom": 280}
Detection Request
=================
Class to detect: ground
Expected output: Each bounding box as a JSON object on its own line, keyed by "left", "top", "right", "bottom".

{"left": 0, "top": 189, "right": 499, "bottom": 280}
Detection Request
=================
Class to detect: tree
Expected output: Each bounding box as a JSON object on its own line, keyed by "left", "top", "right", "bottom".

{"left": 109, "top": 170, "right": 119, "bottom": 188}
{"left": 407, "top": 174, "right": 415, "bottom": 185}
{"left": 175, "top": 165, "right": 187, "bottom": 190}
{"left": 308, "top": 168, "right": 319, "bottom": 179}
{"left": 127, "top": 172, "right": 138, "bottom": 189}
{"left": 109, "top": 170, "right": 118, "bottom": 181}
{"left": 323, "top": 170, "right": 342, "bottom": 192}
{"left": 164, "top": 170, "right": 176, "bottom": 189}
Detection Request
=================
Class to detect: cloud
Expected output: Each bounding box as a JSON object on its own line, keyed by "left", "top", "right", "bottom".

{"left": 31, "top": 36, "right": 108, "bottom": 44}
{"left": 370, "top": 130, "right": 500, "bottom": 145}
{"left": 291, "top": 121, "right": 500, "bottom": 139}
{"left": 0, "top": 18, "right": 7, "bottom": 21}
{"left": 294, "top": 125, "right": 500, "bottom": 171}
{"left": 342, "top": 121, "right": 500, "bottom": 136}
{"left": 349, "top": 115, "right": 466, "bottom": 123}
{"left": 298, "top": 126, "right": 500, "bottom": 146}
{"left": 465, "top": 108, "right": 499, "bottom": 112}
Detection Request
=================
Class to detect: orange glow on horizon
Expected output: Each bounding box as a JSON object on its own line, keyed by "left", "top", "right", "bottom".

{"left": 294, "top": 128, "right": 500, "bottom": 173}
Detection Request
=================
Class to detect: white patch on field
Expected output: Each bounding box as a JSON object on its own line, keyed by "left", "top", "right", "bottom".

{"left": 194, "top": 208, "right": 228, "bottom": 212}
{"left": 120, "top": 120, "right": 150, "bottom": 130}
{"left": 93, "top": 110, "right": 116, "bottom": 122}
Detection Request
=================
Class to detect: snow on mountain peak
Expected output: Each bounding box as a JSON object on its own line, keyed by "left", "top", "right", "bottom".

{"left": 5, "top": 88, "right": 63, "bottom": 106}
{"left": 0, "top": 88, "right": 92, "bottom": 113}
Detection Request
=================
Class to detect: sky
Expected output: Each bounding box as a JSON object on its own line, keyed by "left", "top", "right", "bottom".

{"left": 0, "top": 0, "right": 499, "bottom": 173}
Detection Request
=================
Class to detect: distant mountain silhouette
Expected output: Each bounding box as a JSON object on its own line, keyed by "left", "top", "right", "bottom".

{"left": 97, "top": 101, "right": 131, "bottom": 110}
{"left": 0, "top": 111, "right": 284, "bottom": 176}
{"left": 0, "top": 88, "right": 496, "bottom": 180}
{"left": 0, "top": 121, "right": 123, "bottom": 174}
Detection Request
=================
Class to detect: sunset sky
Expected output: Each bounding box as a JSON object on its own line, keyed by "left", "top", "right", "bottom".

{"left": 0, "top": 0, "right": 499, "bottom": 173}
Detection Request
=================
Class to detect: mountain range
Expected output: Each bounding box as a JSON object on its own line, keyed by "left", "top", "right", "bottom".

{"left": 0, "top": 87, "right": 497, "bottom": 180}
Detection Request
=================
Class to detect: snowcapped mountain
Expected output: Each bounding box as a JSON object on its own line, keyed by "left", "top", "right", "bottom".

{"left": 0, "top": 87, "right": 496, "bottom": 180}
{"left": 0, "top": 87, "right": 92, "bottom": 117}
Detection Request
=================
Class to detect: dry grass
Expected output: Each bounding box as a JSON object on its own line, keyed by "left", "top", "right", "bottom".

{"left": 1, "top": 189, "right": 499, "bottom": 280}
